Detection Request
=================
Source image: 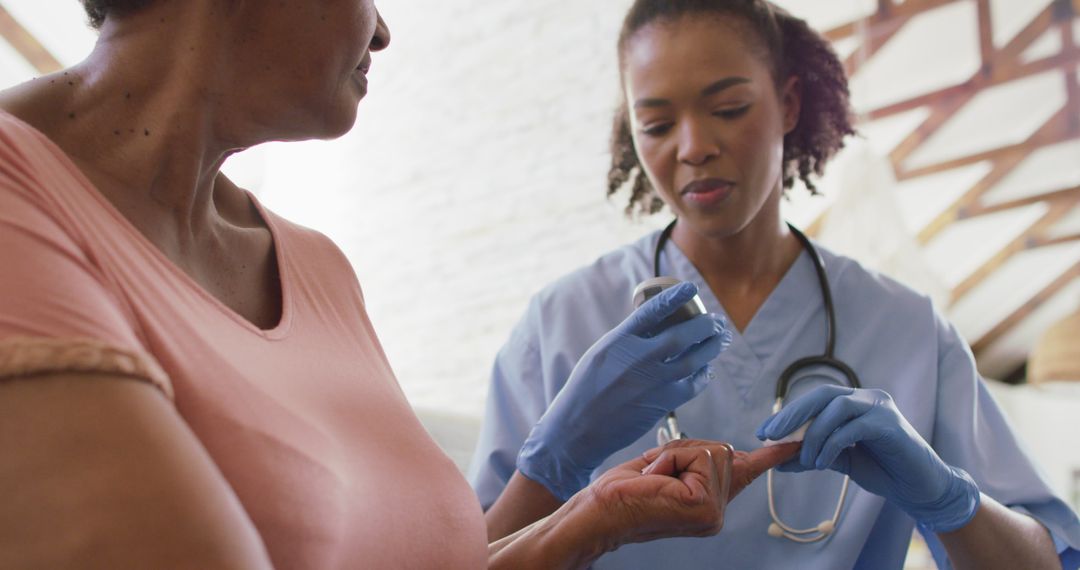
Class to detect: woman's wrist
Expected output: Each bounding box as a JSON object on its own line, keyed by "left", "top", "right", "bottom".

{"left": 537, "top": 490, "right": 615, "bottom": 569}
{"left": 489, "top": 489, "right": 614, "bottom": 570}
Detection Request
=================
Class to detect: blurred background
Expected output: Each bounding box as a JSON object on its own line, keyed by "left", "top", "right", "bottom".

{"left": 2, "top": 2, "right": 1078, "bottom": 563}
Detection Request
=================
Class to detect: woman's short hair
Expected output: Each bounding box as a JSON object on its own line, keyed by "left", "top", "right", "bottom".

{"left": 608, "top": 0, "right": 856, "bottom": 216}
{"left": 80, "top": 0, "right": 154, "bottom": 29}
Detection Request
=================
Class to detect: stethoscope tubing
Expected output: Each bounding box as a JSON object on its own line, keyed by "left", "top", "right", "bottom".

{"left": 652, "top": 218, "right": 860, "bottom": 543}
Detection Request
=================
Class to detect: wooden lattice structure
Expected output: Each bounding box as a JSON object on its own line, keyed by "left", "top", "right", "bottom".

{"left": 816, "top": 0, "right": 1080, "bottom": 378}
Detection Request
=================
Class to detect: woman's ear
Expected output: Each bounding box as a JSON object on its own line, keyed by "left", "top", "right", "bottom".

{"left": 781, "top": 75, "right": 801, "bottom": 135}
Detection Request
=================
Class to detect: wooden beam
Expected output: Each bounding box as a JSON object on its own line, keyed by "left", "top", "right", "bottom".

{"left": 972, "top": 262, "right": 1080, "bottom": 353}
{"left": 899, "top": 112, "right": 1078, "bottom": 180}
{"left": 992, "top": 3, "right": 1063, "bottom": 64}
{"left": 866, "top": 45, "right": 1080, "bottom": 121}
{"left": 823, "top": 0, "right": 958, "bottom": 42}
{"left": 799, "top": 2, "right": 1078, "bottom": 243}
{"left": 888, "top": 4, "right": 1059, "bottom": 168}
{"left": 965, "top": 184, "right": 1080, "bottom": 217}
{"left": 843, "top": 17, "right": 906, "bottom": 77}
{"left": 1030, "top": 232, "right": 1080, "bottom": 248}
{"left": 916, "top": 157, "right": 1024, "bottom": 242}
{"left": 976, "top": 0, "right": 994, "bottom": 73}
{"left": 1060, "top": 0, "right": 1080, "bottom": 134}
{"left": 950, "top": 202, "right": 1074, "bottom": 304}
{"left": 914, "top": 107, "right": 1076, "bottom": 243}
{"left": 868, "top": 4, "right": 1060, "bottom": 124}
{"left": 0, "top": 5, "right": 61, "bottom": 73}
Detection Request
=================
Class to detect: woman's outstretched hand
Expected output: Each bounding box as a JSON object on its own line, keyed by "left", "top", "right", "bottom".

{"left": 585, "top": 440, "right": 800, "bottom": 549}
{"left": 488, "top": 440, "right": 798, "bottom": 569}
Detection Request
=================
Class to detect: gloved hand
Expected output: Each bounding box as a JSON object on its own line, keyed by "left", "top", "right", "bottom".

{"left": 756, "top": 385, "right": 980, "bottom": 532}
{"left": 517, "top": 282, "right": 732, "bottom": 501}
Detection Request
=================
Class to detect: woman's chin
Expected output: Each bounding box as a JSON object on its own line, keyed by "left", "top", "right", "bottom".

{"left": 321, "top": 115, "right": 359, "bottom": 140}
{"left": 298, "top": 107, "right": 360, "bottom": 141}
{"left": 674, "top": 209, "right": 743, "bottom": 237}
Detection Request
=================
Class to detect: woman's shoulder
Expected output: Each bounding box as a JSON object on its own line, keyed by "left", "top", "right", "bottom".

{"left": 817, "top": 244, "right": 933, "bottom": 303}
{"left": 0, "top": 111, "right": 93, "bottom": 248}
{"left": 0, "top": 79, "right": 80, "bottom": 166}
{"left": 814, "top": 243, "right": 953, "bottom": 341}
{"left": 249, "top": 198, "right": 380, "bottom": 312}
{"left": 814, "top": 249, "right": 991, "bottom": 384}
{"left": 0, "top": 109, "right": 65, "bottom": 180}
{"left": 249, "top": 197, "right": 338, "bottom": 254}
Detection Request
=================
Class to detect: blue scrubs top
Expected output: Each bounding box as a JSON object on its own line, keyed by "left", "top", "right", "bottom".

{"left": 468, "top": 229, "right": 1080, "bottom": 570}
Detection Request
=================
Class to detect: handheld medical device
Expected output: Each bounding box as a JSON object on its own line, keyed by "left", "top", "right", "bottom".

{"left": 650, "top": 219, "right": 862, "bottom": 543}
{"left": 631, "top": 276, "right": 707, "bottom": 446}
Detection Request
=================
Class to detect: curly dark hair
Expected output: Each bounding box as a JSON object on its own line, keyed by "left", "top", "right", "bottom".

{"left": 608, "top": 0, "right": 856, "bottom": 216}
{"left": 80, "top": 0, "right": 154, "bottom": 29}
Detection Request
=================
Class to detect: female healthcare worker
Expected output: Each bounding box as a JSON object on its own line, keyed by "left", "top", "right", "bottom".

{"left": 468, "top": 1, "right": 1080, "bottom": 568}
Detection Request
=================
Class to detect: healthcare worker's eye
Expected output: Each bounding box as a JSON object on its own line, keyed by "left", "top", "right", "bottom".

{"left": 714, "top": 104, "right": 751, "bottom": 120}
{"left": 640, "top": 122, "right": 674, "bottom": 137}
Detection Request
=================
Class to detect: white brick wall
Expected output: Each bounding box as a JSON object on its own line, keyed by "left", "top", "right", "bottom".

{"left": 253, "top": 0, "right": 669, "bottom": 416}
{"left": 11, "top": 1, "right": 929, "bottom": 421}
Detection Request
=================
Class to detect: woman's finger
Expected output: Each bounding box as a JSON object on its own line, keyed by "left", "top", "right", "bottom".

{"left": 775, "top": 457, "right": 812, "bottom": 473}
{"left": 622, "top": 454, "right": 653, "bottom": 473}
{"left": 715, "top": 446, "right": 733, "bottom": 515}
{"left": 640, "top": 447, "right": 719, "bottom": 506}
{"left": 642, "top": 445, "right": 664, "bottom": 462}
{"left": 730, "top": 443, "right": 800, "bottom": 499}
{"left": 642, "top": 438, "right": 728, "bottom": 460}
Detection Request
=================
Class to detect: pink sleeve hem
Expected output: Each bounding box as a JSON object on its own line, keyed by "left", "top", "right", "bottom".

{"left": 0, "top": 336, "right": 174, "bottom": 400}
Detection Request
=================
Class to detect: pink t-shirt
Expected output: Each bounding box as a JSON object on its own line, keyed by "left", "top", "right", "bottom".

{"left": 0, "top": 111, "right": 487, "bottom": 569}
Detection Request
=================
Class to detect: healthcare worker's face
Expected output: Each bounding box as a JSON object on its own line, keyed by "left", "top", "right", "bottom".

{"left": 623, "top": 15, "right": 800, "bottom": 238}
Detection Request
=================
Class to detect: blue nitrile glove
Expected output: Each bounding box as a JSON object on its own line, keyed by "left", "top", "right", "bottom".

{"left": 517, "top": 282, "right": 733, "bottom": 501}
{"left": 756, "top": 385, "right": 980, "bottom": 532}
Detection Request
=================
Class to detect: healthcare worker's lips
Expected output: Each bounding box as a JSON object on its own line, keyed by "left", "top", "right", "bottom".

{"left": 681, "top": 178, "right": 734, "bottom": 207}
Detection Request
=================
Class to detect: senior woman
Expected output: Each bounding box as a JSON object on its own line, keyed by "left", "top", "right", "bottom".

{"left": 0, "top": 0, "right": 800, "bottom": 568}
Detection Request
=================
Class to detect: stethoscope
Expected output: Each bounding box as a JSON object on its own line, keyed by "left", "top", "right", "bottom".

{"left": 652, "top": 219, "right": 862, "bottom": 543}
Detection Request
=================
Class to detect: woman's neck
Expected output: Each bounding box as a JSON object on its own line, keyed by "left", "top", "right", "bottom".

{"left": 0, "top": 7, "right": 257, "bottom": 246}
{"left": 670, "top": 191, "right": 802, "bottom": 330}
